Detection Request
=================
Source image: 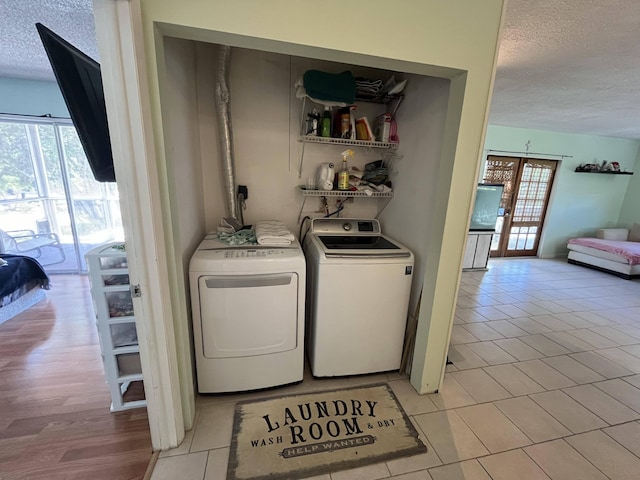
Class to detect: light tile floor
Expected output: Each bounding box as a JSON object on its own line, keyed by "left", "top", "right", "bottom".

{"left": 152, "top": 258, "right": 640, "bottom": 479}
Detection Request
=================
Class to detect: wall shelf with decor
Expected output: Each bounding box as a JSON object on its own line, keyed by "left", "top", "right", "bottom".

{"left": 297, "top": 94, "right": 401, "bottom": 178}
{"left": 574, "top": 169, "right": 633, "bottom": 175}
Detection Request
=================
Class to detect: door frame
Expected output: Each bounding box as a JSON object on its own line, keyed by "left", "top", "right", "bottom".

{"left": 502, "top": 158, "right": 557, "bottom": 257}
{"left": 486, "top": 155, "right": 557, "bottom": 258}
{"left": 93, "top": 0, "right": 185, "bottom": 450}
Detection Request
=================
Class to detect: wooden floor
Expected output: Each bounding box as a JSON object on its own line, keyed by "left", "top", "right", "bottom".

{"left": 0, "top": 275, "right": 153, "bottom": 480}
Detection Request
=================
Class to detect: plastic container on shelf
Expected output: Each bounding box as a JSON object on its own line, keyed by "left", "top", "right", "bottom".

{"left": 105, "top": 290, "right": 134, "bottom": 318}
{"left": 103, "top": 273, "right": 130, "bottom": 286}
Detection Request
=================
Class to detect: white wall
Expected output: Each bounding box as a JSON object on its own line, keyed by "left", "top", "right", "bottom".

{"left": 619, "top": 150, "right": 640, "bottom": 228}
{"left": 484, "top": 125, "right": 640, "bottom": 257}
{"left": 380, "top": 75, "right": 450, "bottom": 313}
{"left": 228, "top": 49, "right": 308, "bottom": 232}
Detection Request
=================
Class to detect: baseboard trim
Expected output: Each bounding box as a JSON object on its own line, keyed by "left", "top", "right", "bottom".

{"left": 143, "top": 450, "right": 160, "bottom": 480}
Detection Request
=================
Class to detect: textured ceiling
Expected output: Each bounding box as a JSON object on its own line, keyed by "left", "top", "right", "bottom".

{"left": 0, "top": 0, "right": 99, "bottom": 81}
{"left": 1, "top": 1, "right": 640, "bottom": 140}
{"left": 490, "top": 0, "right": 640, "bottom": 140}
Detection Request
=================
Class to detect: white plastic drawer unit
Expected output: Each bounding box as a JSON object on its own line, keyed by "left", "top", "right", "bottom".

{"left": 197, "top": 273, "right": 299, "bottom": 358}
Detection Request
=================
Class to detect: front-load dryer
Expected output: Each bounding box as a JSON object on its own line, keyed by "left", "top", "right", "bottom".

{"left": 189, "top": 234, "right": 305, "bottom": 393}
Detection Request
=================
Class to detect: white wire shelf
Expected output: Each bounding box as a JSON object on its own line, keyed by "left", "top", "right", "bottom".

{"left": 300, "top": 135, "right": 399, "bottom": 150}
{"left": 297, "top": 186, "right": 393, "bottom": 198}
{"left": 296, "top": 186, "right": 393, "bottom": 222}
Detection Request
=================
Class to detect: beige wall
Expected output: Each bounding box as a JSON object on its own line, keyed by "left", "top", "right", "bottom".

{"left": 137, "top": 0, "right": 505, "bottom": 419}
{"left": 379, "top": 74, "right": 451, "bottom": 319}
{"left": 158, "top": 36, "right": 206, "bottom": 427}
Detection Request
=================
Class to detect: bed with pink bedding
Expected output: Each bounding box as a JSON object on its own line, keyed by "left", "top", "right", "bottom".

{"left": 567, "top": 227, "right": 640, "bottom": 279}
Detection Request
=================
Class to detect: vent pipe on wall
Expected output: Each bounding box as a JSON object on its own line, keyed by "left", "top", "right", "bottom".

{"left": 214, "top": 45, "right": 239, "bottom": 220}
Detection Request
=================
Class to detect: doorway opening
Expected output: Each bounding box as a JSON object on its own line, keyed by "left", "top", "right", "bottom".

{"left": 483, "top": 155, "right": 558, "bottom": 257}
{"left": 0, "top": 116, "right": 123, "bottom": 272}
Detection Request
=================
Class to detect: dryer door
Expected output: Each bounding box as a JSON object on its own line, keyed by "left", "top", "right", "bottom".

{"left": 198, "top": 273, "right": 298, "bottom": 358}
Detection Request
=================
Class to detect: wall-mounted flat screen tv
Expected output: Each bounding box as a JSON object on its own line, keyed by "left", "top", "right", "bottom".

{"left": 36, "top": 23, "right": 115, "bottom": 182}
{"left": 469, "top": 183, "right": 504, "bottom": 231}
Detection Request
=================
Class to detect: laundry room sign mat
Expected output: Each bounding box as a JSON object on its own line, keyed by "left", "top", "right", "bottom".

{"left": 226, "top": 383, "right": 426, "bottom": 480}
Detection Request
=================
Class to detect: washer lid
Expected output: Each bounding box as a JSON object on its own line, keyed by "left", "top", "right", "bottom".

{"left": 318, "top": 235, "right": 400, "bottom": 250}
{"left": 312, "top": 234, "right": 411, "bottom": 258}
{"left": 308, "top": 218, "right": 411, "bottom": 258}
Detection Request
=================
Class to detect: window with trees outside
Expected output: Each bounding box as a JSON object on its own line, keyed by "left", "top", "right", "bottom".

{"left": 0, "top": 116, "right": 123, "bottom": 273}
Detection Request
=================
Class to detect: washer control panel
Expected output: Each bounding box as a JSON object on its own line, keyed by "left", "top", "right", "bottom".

{"left": 198, "top": 248, "right": 298, "bottom": 259}
{"left": 222, "top": 249, "right": 287, "bottom": 258}
{"left": 310, "top": 218, "right": 381, "bottom": 235}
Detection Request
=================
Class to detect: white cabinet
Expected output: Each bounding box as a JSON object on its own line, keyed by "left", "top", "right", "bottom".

{"left": 462, "top": 232, "right": 493, "bottom": 270}
{"left": 86, "top": 242, "right": 146, "bottom": 412}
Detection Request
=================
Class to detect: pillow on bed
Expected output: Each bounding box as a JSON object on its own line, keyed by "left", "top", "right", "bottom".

{"left": 597, "top": 228, "right": 629, "bottom": 241}
{"left": 629, "top": 223, "right": 640, "bottom": 242}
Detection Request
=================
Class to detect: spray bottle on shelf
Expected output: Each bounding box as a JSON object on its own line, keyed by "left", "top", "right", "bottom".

{"left": 337, "top": 149, "right": 354, "bottom": 191}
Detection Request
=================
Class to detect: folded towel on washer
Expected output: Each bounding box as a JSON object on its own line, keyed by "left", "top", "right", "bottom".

{"left": 255, "top": 220, "right": 295, "bottom": 246}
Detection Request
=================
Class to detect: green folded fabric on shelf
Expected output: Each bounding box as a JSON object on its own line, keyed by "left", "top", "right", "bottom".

{"left": 303, "top": 70, "right": 356, "bottom": 104}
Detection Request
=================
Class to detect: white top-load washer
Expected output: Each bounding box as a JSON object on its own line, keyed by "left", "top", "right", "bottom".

{"left": 304, "top": 218, "right": 414, "bottom": 377}
{"left": 189, "top": 233, "right": 305, "bottom": 393}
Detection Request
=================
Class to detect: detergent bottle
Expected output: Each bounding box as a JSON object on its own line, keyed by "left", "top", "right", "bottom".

{"left": 337, "top": 149, "right": 354, "bottom": 191}
{"left": 316, "top": 162, "right": 335, "bottom": 191}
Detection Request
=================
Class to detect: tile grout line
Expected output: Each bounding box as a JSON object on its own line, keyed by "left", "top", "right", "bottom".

{"left": 520, "top": 438, "right": 610, "bottom": 480}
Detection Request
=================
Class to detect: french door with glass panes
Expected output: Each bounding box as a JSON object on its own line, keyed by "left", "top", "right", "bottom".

{"left": 483, "top": 155, "right": 557, "bottom": 257}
